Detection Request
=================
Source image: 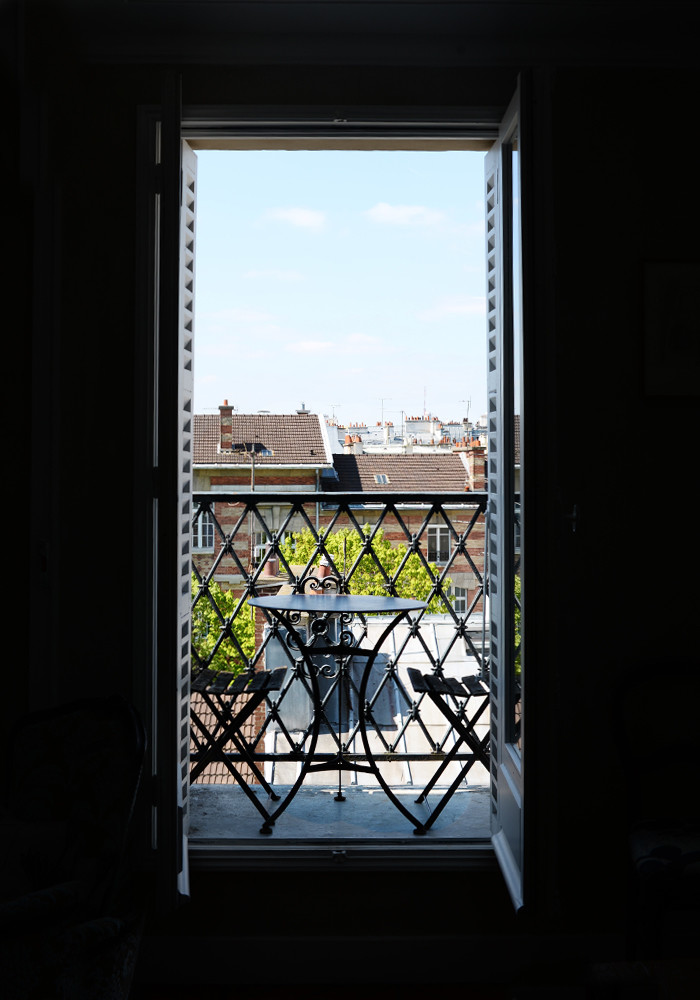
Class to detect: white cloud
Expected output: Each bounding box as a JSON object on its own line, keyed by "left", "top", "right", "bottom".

{"left": 285, "top": 339, "right": 335, "bottom": 354}
{"left": 243, "top": 268, "right": 305, "bottom": 281}
{"left": 199, "top": 332, "right": 285, "bottom": 359}
{"left": 364, "top": 202, "right": 445, "bottom": 226}
{"left": 345, "top": 332, "right": 381, "bottom": 348}
{"left": 283, "top": 334, "right": 384, "bottom": 357}
{"left": 418, "top": 295, "right": 486, "bottom": 321}
{"left": 463, "top": 218, "right": 486, "bottom": 237}
{"left": 265, "top": 207, "right": 326, "bottom": 231}
{"left": 205, "top": 307, "right": 275, "bottom": 324}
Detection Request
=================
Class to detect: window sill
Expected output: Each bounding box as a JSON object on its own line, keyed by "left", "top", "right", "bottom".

{"left": 188, "top": 783, "right": 494, "bottom": 870}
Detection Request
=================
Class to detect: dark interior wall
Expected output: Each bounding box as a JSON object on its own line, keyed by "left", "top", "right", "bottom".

{"left": 180, "top": 63, "right": 518, "bottom": 111}
{"left": 548, "top": 66, "right": 699, "bottom": 920}
{"left": 7, "top": 0, "right": 699, "bottom": 976}
{"left": 21, "top": 61, "right": 161, "bottom": 706}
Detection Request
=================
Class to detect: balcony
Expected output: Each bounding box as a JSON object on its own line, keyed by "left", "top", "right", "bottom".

{"left": 189, "top": 490, "right": 493, "bottom": 847}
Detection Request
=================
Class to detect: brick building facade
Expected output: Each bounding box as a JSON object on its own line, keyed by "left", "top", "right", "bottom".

{"left": 193, "top": 404, "right": 488, "bottom": 611}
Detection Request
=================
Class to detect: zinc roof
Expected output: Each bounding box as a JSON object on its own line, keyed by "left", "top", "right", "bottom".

{"left": 328, "top": 453, "right": 469, "bottom": 492}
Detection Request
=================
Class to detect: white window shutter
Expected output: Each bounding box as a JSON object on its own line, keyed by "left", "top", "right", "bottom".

{"left": 486, "top": 87, "right": 524, "bottom": 911}
{"left": 177, "top": 138, "right": 197, "bottom": 871}
{"left": 154, "top": 76, "right": 194, "bottom": 906}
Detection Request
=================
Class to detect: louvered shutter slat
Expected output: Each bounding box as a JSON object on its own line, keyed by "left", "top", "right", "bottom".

{"left": 486, "top": 87, "right": 524, "bottom": 911}
{"left": 177, "top": 140, "right": 197, "bottom": 844}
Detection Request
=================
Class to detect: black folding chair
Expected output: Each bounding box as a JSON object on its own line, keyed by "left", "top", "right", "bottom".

{"left": 407, "top": 669, "right": 490, "bottom": 831}
{"left": 190, "top": 667, "right": 287, "bottom": 825}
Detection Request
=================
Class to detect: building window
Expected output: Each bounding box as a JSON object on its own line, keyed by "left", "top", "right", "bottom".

{"left": 374, "top": 474, "right": 390, "bottom": 485}
{"left": 254, "top": 529, "right": 293, "bottom": 566}
{"left": 253, "top": 530, "right": 270, "bottom": 566}
{"left": 453, "top": 586, "right": 468, "bottom": 615}
{"left": 193, "top": 507, "right": 215, "bottom": 550}
{"left": 427, "top": 525, "right": 450, "bottom": 564}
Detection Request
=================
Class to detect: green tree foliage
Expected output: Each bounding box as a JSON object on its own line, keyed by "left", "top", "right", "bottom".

{"left": 191, "top": 575, "right": 256, "bottom": 675}
{"left": 279, "top": 526, "right": 449, "bottom": 614}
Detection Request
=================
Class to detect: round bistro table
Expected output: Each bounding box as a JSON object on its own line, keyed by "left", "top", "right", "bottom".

{"left": 248, "top": 593, "right": 427, "bottom": 833}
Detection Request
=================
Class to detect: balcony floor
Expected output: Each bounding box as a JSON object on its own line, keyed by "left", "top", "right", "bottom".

{"left": 189, "top": 781, "right": 490, "bottom": 842}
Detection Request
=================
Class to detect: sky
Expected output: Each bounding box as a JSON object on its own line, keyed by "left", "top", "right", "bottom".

{"left": 192, "top": 148, "right": 488, "bottom": 428}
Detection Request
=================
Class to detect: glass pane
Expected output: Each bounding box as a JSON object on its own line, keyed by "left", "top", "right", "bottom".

{"left": 510, "top": 133, "right": 523, "bottom": 754}
{"left": 203, "top": 512, "right": 214, "bottom": 549}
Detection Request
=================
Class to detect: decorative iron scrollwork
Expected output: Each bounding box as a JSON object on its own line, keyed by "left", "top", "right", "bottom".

{"left": 299, "top": 572, "right": 341, "bottom": 596}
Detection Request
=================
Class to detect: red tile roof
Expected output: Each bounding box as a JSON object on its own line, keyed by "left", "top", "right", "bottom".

{"left": 194, "top": 413, "right": 331, "bottom": 466}
{"left": 190, "top": 693, "right": 257, "bottom": 785}
{"left": 328, "top": 453, "right": 469, "bottom": 492}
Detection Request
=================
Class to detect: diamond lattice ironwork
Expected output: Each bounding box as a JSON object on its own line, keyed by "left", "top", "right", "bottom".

{"left": 190, "top": 490, "right": 490, "bottom": 833}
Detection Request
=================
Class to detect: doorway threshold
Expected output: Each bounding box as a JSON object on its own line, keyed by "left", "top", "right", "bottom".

{"left": 188, "top": 783, "right": 494, "bottom": 869}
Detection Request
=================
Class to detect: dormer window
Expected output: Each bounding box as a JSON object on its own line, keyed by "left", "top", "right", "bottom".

{"left": 374, "top": 474, "right": 389, "bottom": 485}
{"left": 234, "top": 442, "right": 273, "bottom": 457}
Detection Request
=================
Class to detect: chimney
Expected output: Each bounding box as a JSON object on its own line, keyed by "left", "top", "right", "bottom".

{"left": 219, "top": 399, "right": 233, "bottom": 452}
{"left": 353, "top": 434, "right": 364, "bottom": 455}
{"left": 466, "top": 439, "right": 486, "bottom": 490}
{"left": 344, "top": 433, "right": 353, "bottom": 454}
{"left": 296, "top": 401, "right": 310, "bottom": 415}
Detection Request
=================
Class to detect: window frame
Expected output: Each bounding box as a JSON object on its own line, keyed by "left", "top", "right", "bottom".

{"left": 452, "top": 585, "right": 468, "bottom": 615}
{"left": 193, "top": 505, "right": 215, "bottom": 551}
{"left": 139, "top": 88, "right": 547, "bottom": 901}
{"left": 427, "top": 524, "right": 451, "bottom": 564}
{"left": 252, "top": 528, "right": 294, "bottom": 566}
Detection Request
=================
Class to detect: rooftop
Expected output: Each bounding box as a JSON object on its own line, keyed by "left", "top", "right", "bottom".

{"left": 327, "top": 453, "right": 470, "bottom": 492}
{"left": 194, "top": 412, "right": 331, "bottom": 466}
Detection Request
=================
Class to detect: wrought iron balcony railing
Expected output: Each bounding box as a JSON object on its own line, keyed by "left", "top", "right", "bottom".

{"left": 190, "top": 490, "right": 490, "bottom": 833}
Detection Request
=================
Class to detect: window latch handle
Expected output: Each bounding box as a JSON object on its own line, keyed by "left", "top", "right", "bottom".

{"left": 564, "top": 504, "right": 579, "bottom": 534}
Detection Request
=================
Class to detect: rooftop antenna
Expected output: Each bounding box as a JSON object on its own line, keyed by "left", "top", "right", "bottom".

{"left": 380, "top": 397, "right": 391, "bottom": 427}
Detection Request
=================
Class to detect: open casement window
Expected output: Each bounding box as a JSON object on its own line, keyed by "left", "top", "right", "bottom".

{"left": 150, "top": 87, "right": 528, "bottom": 907}
{"left": 485, "top": 88, "right": 525, "bottom": 910}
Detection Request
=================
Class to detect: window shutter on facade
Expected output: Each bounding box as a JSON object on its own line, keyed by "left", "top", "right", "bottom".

{"left": 486, "top": 88, "right": 524, "bottom": 910}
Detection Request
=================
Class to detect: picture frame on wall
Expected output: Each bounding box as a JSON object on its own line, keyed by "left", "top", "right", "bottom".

{"left": 643, "top": 261, "right": 700, "bottom": 396}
